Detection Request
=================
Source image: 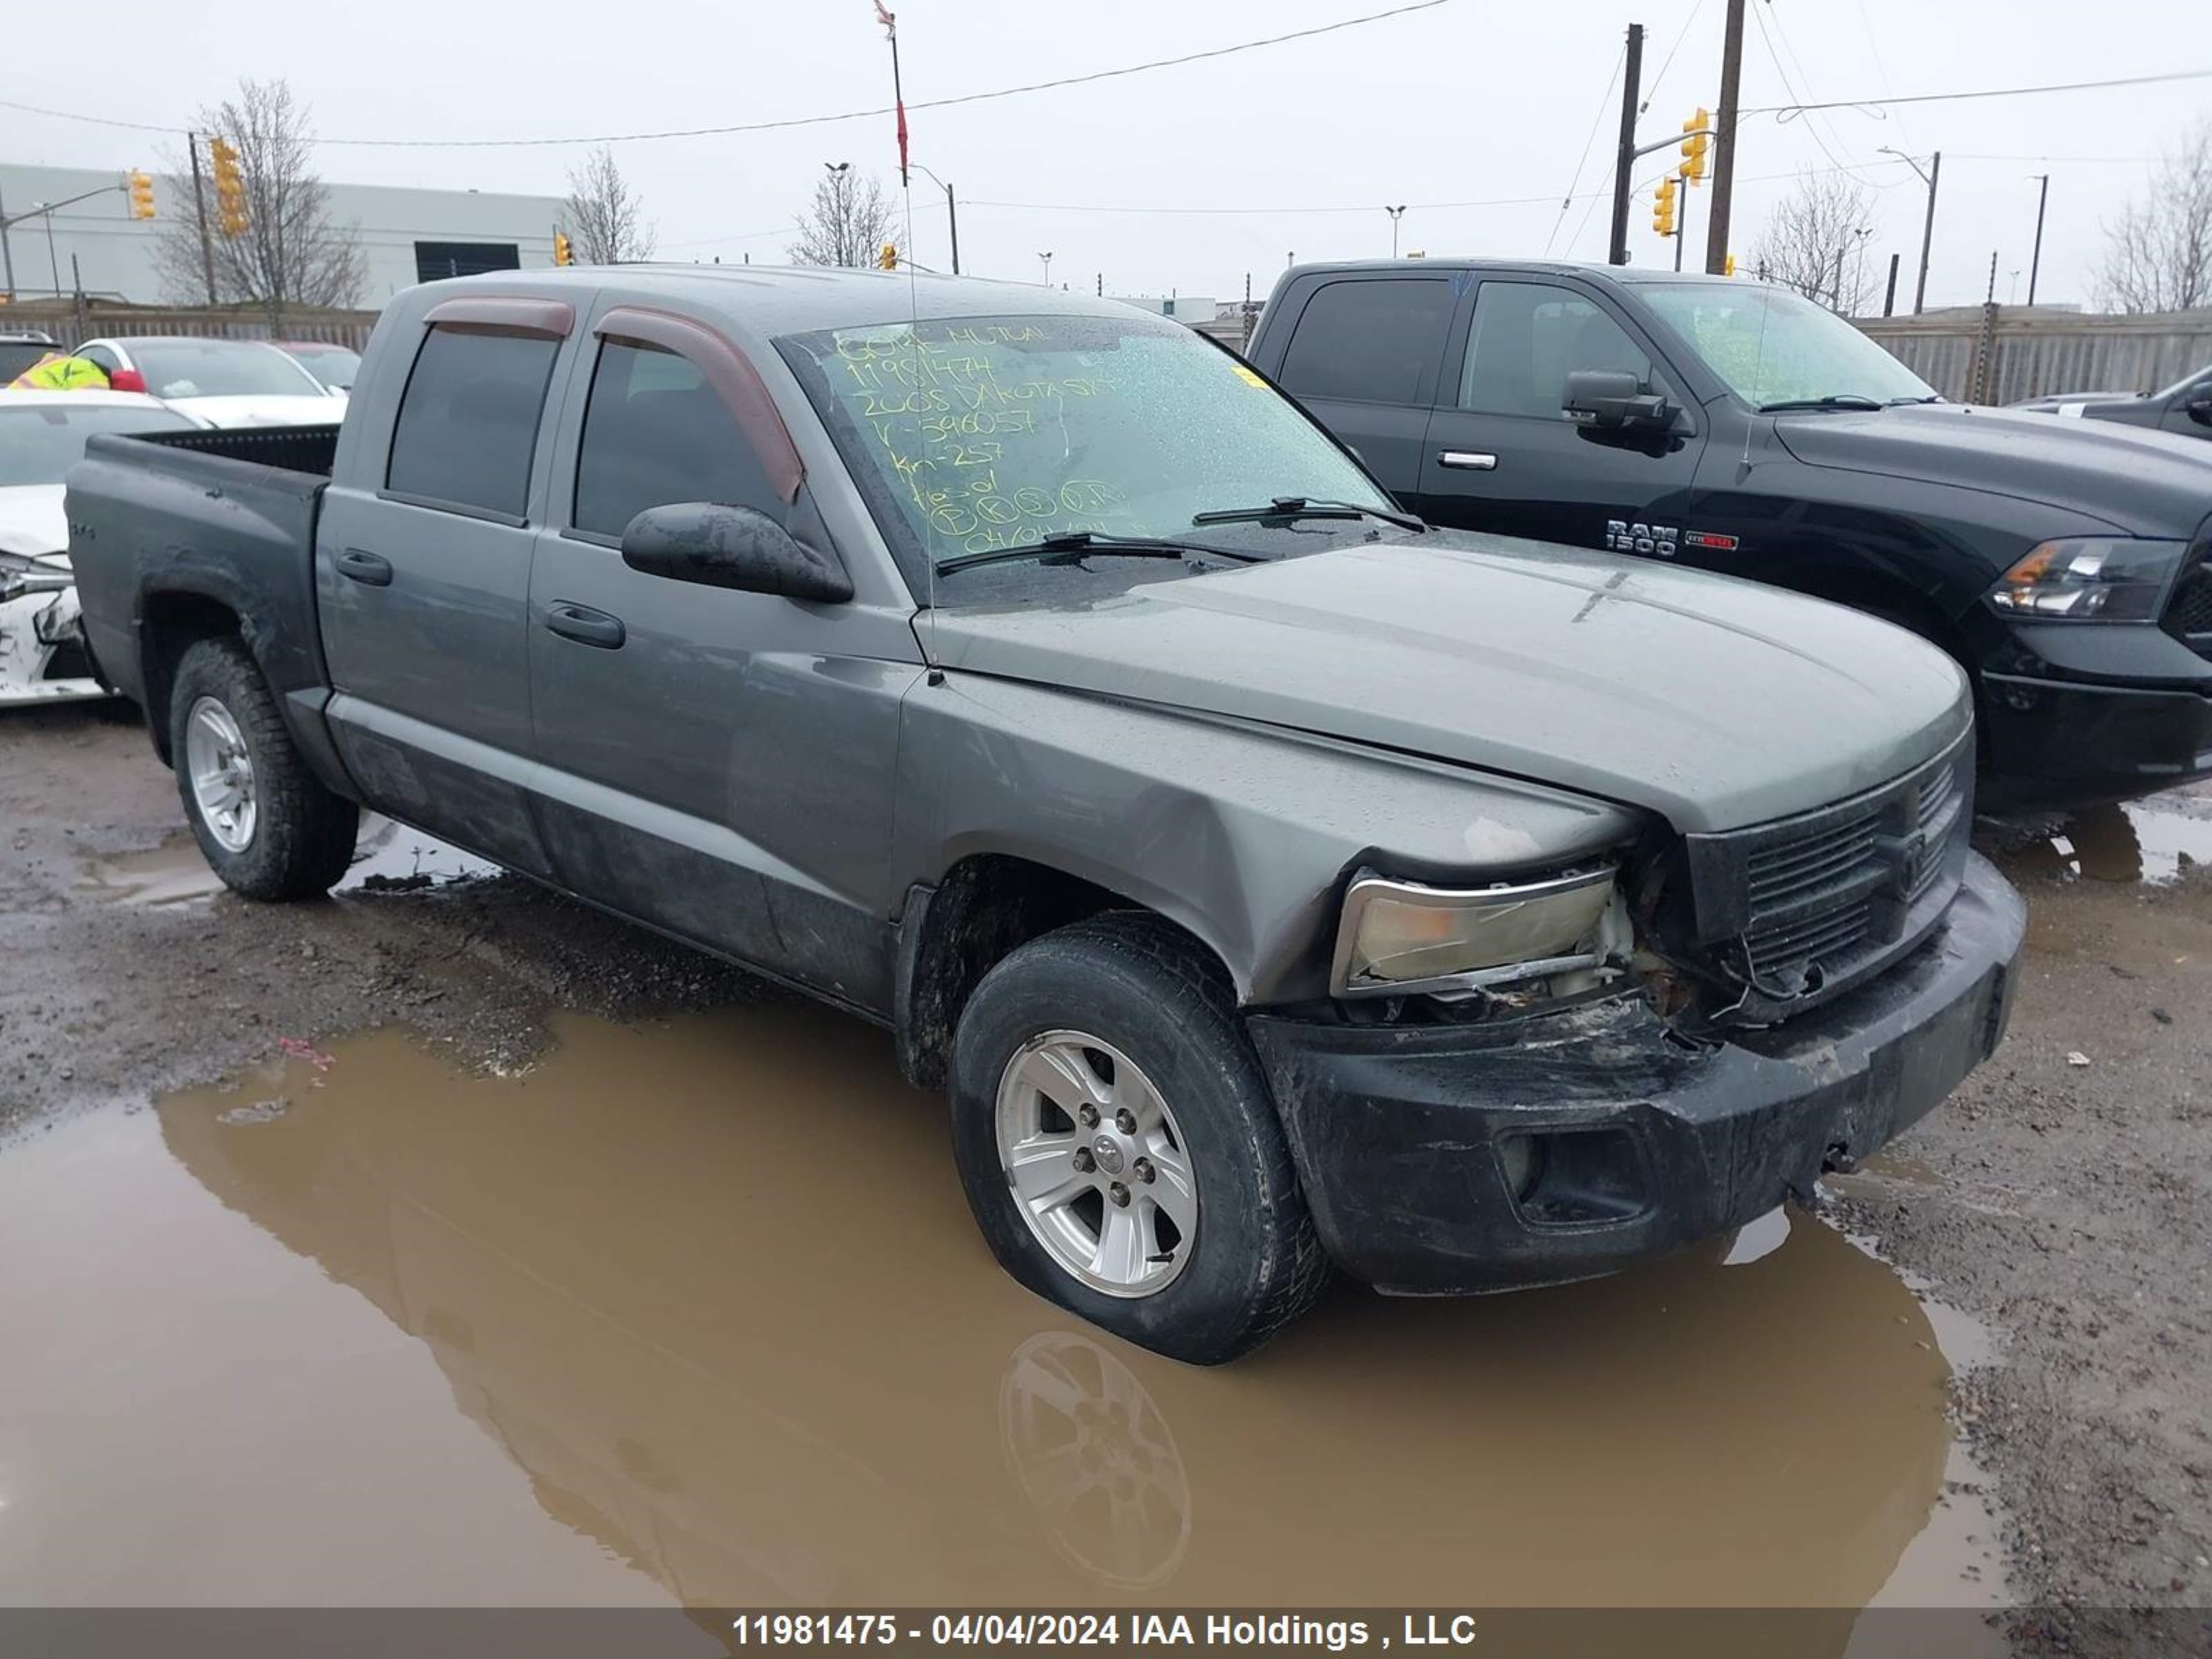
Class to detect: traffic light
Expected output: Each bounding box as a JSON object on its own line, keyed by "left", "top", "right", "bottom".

{"left": 878, "top": 242, "right": 899, "bottom": 270}
{"left": 1680, "top": 108, "right": 1712, "bottom": 183}
{"left": 1652, "top": 175, "right": 1678, "bottom": 238}
{"left": 1725, "top": 253, "right": 1738, "bottom": 277}
{"left": 208, "top": 137, "right": 247, "bottom": 238}
{"left": 127, "top": 170, "right": 156, "bottom": 220}
{"left": 552, "top": 229, "right": 572, "bottom": 266}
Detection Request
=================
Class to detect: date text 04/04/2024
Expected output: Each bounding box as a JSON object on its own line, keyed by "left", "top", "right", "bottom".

{"left": 725, "top": 1612, "right": 1483, "bottom": 1649}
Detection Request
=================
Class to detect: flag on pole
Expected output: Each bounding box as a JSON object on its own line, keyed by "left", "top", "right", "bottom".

{"left": 874, "top": 1, "right": 910, "bottom": 186}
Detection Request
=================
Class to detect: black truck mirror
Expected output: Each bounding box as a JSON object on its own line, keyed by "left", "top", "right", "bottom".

{"left": 620, "top": 503, "right": 853, "bottom": 603}
{"left": 2186, "top": 392, "right": 2212, "bottom": 426}
{"left": 1564, "top": 368, "right": 1675, "bottom": 435}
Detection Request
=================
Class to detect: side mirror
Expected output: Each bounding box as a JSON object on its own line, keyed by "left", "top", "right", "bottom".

{"left": 1564, "top": 368, "right": 1674, "bottom": 434}
{"left": 2186, "top": 393, "right": 2212, "bottom": 427}
{"left": 107, "top": 366, "right": 148, "bottom": 394}
{"left": 620, "top": 502, "right": 852, "bottom": 603}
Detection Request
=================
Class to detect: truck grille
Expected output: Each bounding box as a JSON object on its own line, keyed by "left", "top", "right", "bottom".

{"left": 1683, "top": 729, "right": 1973, "bottom": 1018}
{"left": 2166, "top": 543, "right": 2212, "bottom": 656}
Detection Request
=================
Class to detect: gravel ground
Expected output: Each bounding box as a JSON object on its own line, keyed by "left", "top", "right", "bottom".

{"left": 3, "top": 699, "right": 2209, "bottom": 1649}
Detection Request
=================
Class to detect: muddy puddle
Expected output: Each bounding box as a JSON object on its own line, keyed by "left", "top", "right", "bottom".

{"left": 77, "top": 814, "right": 497, "bottom": 906}
{"left": 1985, "top": 789, "right": 2212, "bottom": 888}
{"left": 0, "top": 1006, "right": 2004, "bottom": 1642}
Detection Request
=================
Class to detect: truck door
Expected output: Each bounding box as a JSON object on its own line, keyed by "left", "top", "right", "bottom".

{"left": 1412, "top": 278, "right": 1705, "bottom": 559}
{"left": 1268, "top": 273, "right": 1460, "bottom": 500}
{"left": 524, "top": 306, "right": 914, "bottom": 1013}
{"left": 317, "top": 296, "right": 574, "bottom": 875}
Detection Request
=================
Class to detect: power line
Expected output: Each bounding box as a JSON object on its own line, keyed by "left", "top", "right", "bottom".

{"left": 1639, "top": 0, "right": 1708, "bottom": 113}
{"left": 0, "top": 1, "right": 1459, "bottom": 150}
{"left": 1747, "top": 66, "right": 2212, "bottom": 117}
{"left": 1745, "top": 0, "right": 1888, "bottom": 189}
{"left": 1546, "top": 39, "right": 1627, "bottom": 257}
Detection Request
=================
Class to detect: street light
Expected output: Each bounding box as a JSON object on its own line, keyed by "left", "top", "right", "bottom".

{"left": 1879, "top": 146, "right": 1941, "bottom": 314}
{"left": 825, "top": 160, "right": 850, "bottom": 174}
{"left": 1385, "top": 205, "right": 1408, "bottom": 259}
{"left": 1038, "top": 250, "right": 1053, "bottom": 287}
{"left": 910, "top": 161, "right": 960, "bottom": 276}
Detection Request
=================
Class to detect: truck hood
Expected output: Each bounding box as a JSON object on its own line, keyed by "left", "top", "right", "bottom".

{"left": 926, "top": 531, "right": 1970, "bottom": 835}
{"left": 1774, "top": 402, "right": 2212, "bottom": 535}
{"left": 0, "top": 485, "right": 66, "bottom": 559}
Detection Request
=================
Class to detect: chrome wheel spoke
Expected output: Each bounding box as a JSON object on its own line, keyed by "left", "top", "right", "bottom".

{"left": 1008, "top": 1134, "right": 1092, "bottom": 1216}
{"left": 184, "top": 696, "right": 257, "bottom": 853}
{"left": 1017, "top": 1045, "right": 1112, "bottom": 1118}
{"left": 1092, "top": 1203, "right": 1147, "bottom": 1285}
{"left": 1143, "top": 1143, "right": 1198, "bottom": 1239}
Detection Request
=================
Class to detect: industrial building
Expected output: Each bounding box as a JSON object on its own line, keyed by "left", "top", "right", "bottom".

{"left": 0, "top": 162, "right": 564, "bottom": 306}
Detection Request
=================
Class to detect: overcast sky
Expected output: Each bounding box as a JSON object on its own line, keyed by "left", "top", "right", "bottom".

{"left": 4, "top": 0, "right": 2207, "bottom": 309}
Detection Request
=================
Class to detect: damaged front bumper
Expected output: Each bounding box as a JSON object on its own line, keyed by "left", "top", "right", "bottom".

{"left": 1247, "top": 852, "right": 2025, "bottom": 1295}
{"left": 0, "top": 556, "right": 105, "bottom": 707}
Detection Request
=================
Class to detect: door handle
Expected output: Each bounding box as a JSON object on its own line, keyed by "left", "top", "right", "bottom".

{"left": 335, "top": 547, "right": 393, "bottom": 586}
{"left": 545, "top": 601, "right": 626, "bottom": 650}
{"left": 1438, "top": 451, "right": 1499, "bottom": 471}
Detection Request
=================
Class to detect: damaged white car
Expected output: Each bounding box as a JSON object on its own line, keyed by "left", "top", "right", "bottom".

{"left": 1, "top": 392, "right": 198, "bottom": 706}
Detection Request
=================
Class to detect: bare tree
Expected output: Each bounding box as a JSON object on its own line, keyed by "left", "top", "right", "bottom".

{"left": 788, "top": 169, "right": 893, "bottom": 268}
{"left": 151, "top": 79, "right": 364, "bottom": 322}
{"left": 563, "top": 146, "right": 655, "bottom": 265}
{"left": 1751, "top": 170, "right": 1880, "bottom": 315}
{"left": 2098, "top": 118, "right": 2212, "bottom": 314}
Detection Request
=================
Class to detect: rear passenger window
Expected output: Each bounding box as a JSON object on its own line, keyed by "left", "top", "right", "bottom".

{"left": 385, "top": 326, "right": 559, "bottom": 518}
{"left": 1276, "top": 278, "right": 1455, "bottom": 406}
{"left": 572, "top": 341, "right": 776, "bottom": 538}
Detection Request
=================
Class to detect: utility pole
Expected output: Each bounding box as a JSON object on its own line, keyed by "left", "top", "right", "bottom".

{"left": 1882, "top": 148, "right": 1943, "bottom": 313}
{"left": 1884, "top": 252, "right": 1900, "bottom": 317}
{"left": 1985, "top": 250, "right": 1998, "bottom": 305}
{"left": 0, "top": 181, "right": 15, "bottom": 300}
{"left": 1607, "top": 23, "right": 1645, "bottom": 266}
{"left": 187, "top": 131, "right": 218, "bottom": 306}
{"left": 2027, "top": 174, "right": 2050, "bottom": 306}
{"left": 1704, "top": 0, "right": 1745, "bottom": 273}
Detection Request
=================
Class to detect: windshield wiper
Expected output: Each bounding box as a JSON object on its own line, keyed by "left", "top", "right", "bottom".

{"left": 1190, "top": 496, "right": 1427, "bottom": 532}
{"left": 935, "top": 529, "right": 1264, "bottom": 577}
{"left": 1756, "top": 394, "right": 1885, "bottom": 413}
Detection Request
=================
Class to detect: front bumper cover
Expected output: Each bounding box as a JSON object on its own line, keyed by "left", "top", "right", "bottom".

{"left": 1247, "top": 852, "right": 2024, "bottom": 1295}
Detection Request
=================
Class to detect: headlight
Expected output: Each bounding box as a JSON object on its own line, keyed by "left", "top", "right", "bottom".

{"left": 1988, "top": 538, "right": 2187, "bottom": 621}
{"left": 1330, "top": 866, "right": 1619, "bottom": 998}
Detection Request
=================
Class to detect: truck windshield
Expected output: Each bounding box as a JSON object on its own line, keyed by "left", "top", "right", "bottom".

{"left": 1639, "top": 283, "right": 1938, "bottom": 411}
{"left": 778, "top": 312, "right": 1389, "bottom": 578}
{"left": 0, "top": 404, "right": 194, "bottom": 487}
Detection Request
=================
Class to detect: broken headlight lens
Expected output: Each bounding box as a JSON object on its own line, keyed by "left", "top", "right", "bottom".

{"left": 1988, "top": 538, "right": 2187, "bottom": 621}
{"left": 1330, "top": 866, "right": 1619, "bottom": 999}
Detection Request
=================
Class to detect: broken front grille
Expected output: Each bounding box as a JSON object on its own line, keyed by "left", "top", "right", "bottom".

{"left": 1683, "top": 728, "right": 1973, "bottom": 1019}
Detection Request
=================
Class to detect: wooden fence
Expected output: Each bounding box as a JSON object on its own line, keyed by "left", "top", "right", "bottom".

{"left": 1858, "top": 306, "right": 2212, "bottom": 404}
{"left": 0, "top": 299, "right": 379, "bottom": 350}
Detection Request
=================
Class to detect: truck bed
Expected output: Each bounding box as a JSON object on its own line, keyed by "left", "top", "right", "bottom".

{"left": 68, "top": 423, "right": 341, "bottom": 731}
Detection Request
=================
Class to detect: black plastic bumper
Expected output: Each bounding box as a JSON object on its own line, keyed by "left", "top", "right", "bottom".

{"left": 1980, "top": 671, "right": 2212, "bottom": 808}
{"left": 1246, "top": 853, "right": 2025, "bottom": 1295}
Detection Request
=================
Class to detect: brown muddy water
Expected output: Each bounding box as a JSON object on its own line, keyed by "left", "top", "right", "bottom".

{"left": 0, "top": 1000, "right": 2007, "bottom": 1638}
{"left": 77, "top": 814, "right": 495, "bottom": 907}
{"left": 1991, "top": 793, "right": 2212, "bottom": 887}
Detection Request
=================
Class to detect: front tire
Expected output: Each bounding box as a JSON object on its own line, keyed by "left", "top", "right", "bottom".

{"left": 169, "top": 637, "right": 357, "bottom": 901}
{"left": 950, "top": 914, "right": 1329, "bottom": 1365}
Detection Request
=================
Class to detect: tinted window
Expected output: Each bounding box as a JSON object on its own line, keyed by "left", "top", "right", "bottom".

{"left": 1459, "top": 282, "right": 1652, "bottom": 418}
{"left": 386, "top": 327, "right": 559, "bottom": 518}
{"left": 572, "top": 341, "right": 777, "bottom": 537}
{"left": 1277, "top": 278, "right": 1454, "bottom": 405}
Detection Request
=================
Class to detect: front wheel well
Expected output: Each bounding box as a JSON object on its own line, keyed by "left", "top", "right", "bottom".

{"left": 894, "top": 854, "right": 1229, "bottom": 1091}
{"left": 139, "top": 592, "right": 245, "bottom": 763}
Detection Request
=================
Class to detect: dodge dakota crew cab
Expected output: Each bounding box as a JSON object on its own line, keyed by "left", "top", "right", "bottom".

{"left": 69, "top": 268, "right": 2025, "bottom": 1362}
{"left": 1247, "top": 261, "right": 2212, "bottom": 809}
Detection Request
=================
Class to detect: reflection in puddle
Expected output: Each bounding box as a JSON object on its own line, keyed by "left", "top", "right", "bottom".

{"left": 1990, "top": 792, "right": 2212, "bottom": 888}
{"left": 0, "top": 1006, "right": 2005, "bottom": 1626}
{"left": 77, "top": 814, "right": 498, "bottom": 906}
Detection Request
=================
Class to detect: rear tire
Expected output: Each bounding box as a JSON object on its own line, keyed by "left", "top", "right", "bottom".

{"left": 950, "top": 913, "right": 1329, "bottom": 1365}
{"left": 169, "top": 637, "right": 357, "bottom": 901}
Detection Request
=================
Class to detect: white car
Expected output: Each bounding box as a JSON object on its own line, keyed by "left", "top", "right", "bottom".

{"left": 0, "top": 391, "right": 201, "bottom": 705}
{"left": 66, "top": 336, "right": 344, "bottom": 429}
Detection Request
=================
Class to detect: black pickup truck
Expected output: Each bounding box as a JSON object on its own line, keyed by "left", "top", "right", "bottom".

{"left": 1246, "top": 261, "right": 2212, "bottom": 809}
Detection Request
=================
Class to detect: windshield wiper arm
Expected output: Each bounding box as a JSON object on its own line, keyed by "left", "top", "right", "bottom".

{"left": 935, "top": 530, "right": 1263, "bottom": 577}
{"left": 1191, "top": 496, "right": 1427, "bottom": 532}
{"left": 1756, "top": 394, "right": 1885, "bottom": 413}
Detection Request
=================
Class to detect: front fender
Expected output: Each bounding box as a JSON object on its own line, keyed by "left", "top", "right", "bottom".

{"left": 894, "top": 673, "right": 1643, "bottom": 1004}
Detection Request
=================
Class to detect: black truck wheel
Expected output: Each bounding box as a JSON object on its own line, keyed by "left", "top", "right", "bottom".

{"left": 949, "top": 912, "right": 1330, "bottom": 1365}
{"left": 169, "top": 637, "right": 358, "bottom": 901}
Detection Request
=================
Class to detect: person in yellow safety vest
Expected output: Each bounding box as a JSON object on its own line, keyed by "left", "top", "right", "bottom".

{"left": 7, "top": 352, "right": 111, "bottom": 391}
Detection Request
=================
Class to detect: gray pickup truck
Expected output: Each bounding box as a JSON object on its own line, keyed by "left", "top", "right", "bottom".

{"left": 68, "top": 269, "right": 2025, "bottom": 1362}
